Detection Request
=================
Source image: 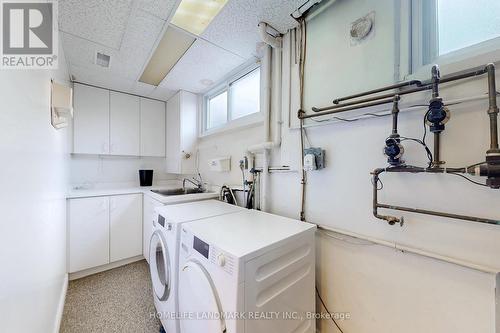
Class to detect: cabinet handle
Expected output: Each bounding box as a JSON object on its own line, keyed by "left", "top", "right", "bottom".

{"left": 182, "top": 150, "right": 191, "bottom": 159}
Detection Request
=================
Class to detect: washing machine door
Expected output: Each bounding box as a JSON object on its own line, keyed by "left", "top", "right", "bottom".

{"left": 149, "top": 230, "right": 171, "bottom": 302}
{"left": 179, "top": 260, "right": 225, "bottom": 333}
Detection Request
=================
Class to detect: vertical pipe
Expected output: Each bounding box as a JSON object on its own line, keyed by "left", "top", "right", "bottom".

{"left": 487, "top": 64, "right": 499, "bottom": 152}
{"left": 433, "top": 132, "right": 441, "bottom": 165}
{"left": 431, "top": 64, "right": 440, "bottom": 99}
{"left": 391, "top": 96, "right": 400, "bottom": 135}
{"left": 372, "top": 174, "right": 379, "bottom": 218}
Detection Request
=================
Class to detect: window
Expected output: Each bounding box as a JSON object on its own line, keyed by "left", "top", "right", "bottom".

{"left": 230, "top": 68, "right": 260, "bottom": 120}
{"left": 203, "top": 66, "right": 261, "bottom": 132}
{"left": 411, "top": 0, "right": 500, "bottom": 72}
{"left": 207, "top": 91, "right": 227, "bottom": 129}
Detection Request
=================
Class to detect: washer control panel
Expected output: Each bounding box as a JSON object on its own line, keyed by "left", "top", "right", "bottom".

{"left": 209, "top": 246, "right": 235, "bottom": 276}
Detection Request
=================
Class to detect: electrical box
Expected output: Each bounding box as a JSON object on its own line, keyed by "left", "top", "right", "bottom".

{"left": 209, "top": 157, "right": 231, "bottom": 172}
{"left": 303, "top": 148, "right": 325, "bottom": 171}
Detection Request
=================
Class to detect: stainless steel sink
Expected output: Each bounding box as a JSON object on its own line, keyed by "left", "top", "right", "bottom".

{"left": 151, "top": 188, "right": 206, "bottom": 196}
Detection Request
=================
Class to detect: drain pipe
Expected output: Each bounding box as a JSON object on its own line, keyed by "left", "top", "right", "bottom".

{"left": 247, "top": 22, "right": 282, "bottom": 212}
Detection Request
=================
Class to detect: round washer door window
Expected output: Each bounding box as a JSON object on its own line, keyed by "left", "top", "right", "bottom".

{"left": 149, "top": 230, "right": 171, "bottom": 301}
{"left": 179, "top": 260, "right": 225, "bottom": 333}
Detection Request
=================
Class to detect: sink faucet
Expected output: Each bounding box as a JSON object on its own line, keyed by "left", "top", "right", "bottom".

{"left": 183, "top": 173, "right": 204, "bottom": 191}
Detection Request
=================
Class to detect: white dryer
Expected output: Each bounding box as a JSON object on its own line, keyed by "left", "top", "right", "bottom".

{"left": 178, "top": 209, "right": 317, "bottom": 333}
{"left": 149, "top": 200, "right": 244, "bottom": 333}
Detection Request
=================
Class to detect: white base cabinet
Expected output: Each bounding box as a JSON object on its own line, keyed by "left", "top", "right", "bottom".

{"left": 110, "top": 194, "right": 142, "bottom": 262}
{"left": 68, "top": 194, "right": 143, "bottom": 273}
{"left": 68, "top": 197, "right": 110, "bottom": 273}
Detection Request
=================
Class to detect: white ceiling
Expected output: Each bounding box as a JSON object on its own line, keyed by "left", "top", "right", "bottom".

{"left": 59, "top": 0, "right": 307, "bottom": 101}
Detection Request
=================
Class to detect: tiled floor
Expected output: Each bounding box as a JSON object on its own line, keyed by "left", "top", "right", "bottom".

{"left": 60, "top": 260, "right": 161, "bottom": 333}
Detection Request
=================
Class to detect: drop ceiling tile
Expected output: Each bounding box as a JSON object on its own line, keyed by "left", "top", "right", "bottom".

{"left": 149, "top": 86, "right": 177, "bottom": 101}
{"left": 61, "top": 32, "right": 115, "bottom": 69}
{"left": 113, "top": 9, "right": 166, "bottom": 80}
{"left": 132, "top": 81, "right": 157, "bottom": 97}
{"left": 159, "top": 38, "right": 246, "bottom": 93}
{"left": 61, "top": 8, "right": 164, "bottom": 81}
{"left": 70, "top": 63, "right": 135, "bottom": 93}
{"left": 137, "top": 0, "right": 178, "bottom": 20}
{"left": 202, "top": 0, "right": 306, "bottom": 58}
{"left": 59, "top": 0, "right": 134, "bottom": 49}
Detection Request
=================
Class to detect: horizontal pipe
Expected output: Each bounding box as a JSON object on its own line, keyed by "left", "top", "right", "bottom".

{"left": 311, "top": 85, "right": 431, "bottom": 114}
{"left": 302, "top": 97, "right": 397, "bottom": 119}
{"left": 295, "top": 92, "right": 496, "bottom": 129}
{"left": 316, "top": 225, "right": 499, "bottom": 274}
{"left": 332, "top": 80, "right": 423, "bottom": 104}
{"left": 311, "top": 64, "right": 492, "bottom": 117}
{"left": 377, "top": 203, "right": 500, "bottom": 225}
{"left": 438, "top": 66, "right": 488, "bottom": 84}
{"left": 372, "top": 166, "right": 500, "bottom": 227}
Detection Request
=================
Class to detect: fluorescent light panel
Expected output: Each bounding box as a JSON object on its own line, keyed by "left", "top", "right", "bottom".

{"left": 171, "top": 0, "right": 228, "bottom": 36}
{"left": 139, "top": 27, "right": 195, "bottom": 86}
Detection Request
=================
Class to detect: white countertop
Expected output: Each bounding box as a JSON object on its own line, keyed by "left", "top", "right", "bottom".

{"left": 67, "top": 182, "right": 219, "bottom": 204}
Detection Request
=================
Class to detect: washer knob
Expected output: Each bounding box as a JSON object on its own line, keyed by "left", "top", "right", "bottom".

{"left": 217, "top": 254, "right": 226, "bottom": 267}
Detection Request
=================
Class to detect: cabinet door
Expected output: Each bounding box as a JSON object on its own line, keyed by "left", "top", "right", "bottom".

{"left": 110, "top": 92, "right": 140, "bottom": 156}
{"left": 180, "top": 91, "right": 198, "bottom": 174}
{"left": 143, "top": 196, "right": 164, "bottom": 263}
{"left": 68, "top": 197, "right": 109, "bottom": 273}
{"left": 140, "top": 98, "right": 166, "bottom": 157}
{"left": 110, "top": 194, "right": 142, "bottom": 262}
{"left": 73, "top": 84, "right": 110, "bottom": 154}
{"left": 166, "top": 92, "right": 181, "bottom": 173}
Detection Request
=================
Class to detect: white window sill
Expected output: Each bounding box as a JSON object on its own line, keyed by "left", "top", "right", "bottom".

{"left": 407, "top": 41, "right": 500, "bottom": 81}
{"left": 199, "top": 112, "right": 264, "bottom": 138}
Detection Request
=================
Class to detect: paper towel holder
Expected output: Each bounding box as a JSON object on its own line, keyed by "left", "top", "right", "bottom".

{"left": 51, "top": 79, "right": 73, "bottom": 129}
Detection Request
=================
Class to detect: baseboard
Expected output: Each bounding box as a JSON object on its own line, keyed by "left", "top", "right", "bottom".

{"left": 69, "top": 255, "right": 145, "bottom": 281}
{"left": 53, "top": 273, "right": 68, "bottom": 333}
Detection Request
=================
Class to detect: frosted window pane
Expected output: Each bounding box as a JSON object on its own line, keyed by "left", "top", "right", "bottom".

{"left": 207, "top": 91, "right": 227, "bottom": 129}
{"left": 437, "top": 0, "right": 500, "bottom": 55}
{"left": 230, "top": 68, "right": 260, "bottom": 120}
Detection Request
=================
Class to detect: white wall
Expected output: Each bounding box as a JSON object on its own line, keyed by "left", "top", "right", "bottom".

{"left": 69, "top": 155, "right": 175, "bottom": 187}
{"left": 0, "top": 40, "right": 70, "bottom": 332}
{"left": 197, "top": 0, "right": 500, "bottom": 332}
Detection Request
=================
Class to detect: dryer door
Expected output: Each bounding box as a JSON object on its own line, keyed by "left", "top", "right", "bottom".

{"left": 178, "top": 260, "right": 225, "bottom": 333}
{"left": 149, "top": 230, "right": 171, "bottom": 302}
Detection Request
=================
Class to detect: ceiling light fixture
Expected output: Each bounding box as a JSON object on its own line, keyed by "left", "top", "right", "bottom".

{"left": 139, "top": 26, "right": 196, "bottom": 86}
{"left": 170, "top": 0, "right": 228, "bottom": 36}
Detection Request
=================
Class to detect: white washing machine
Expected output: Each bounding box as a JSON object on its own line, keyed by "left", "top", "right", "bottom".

{"left": 178, "top": 209, "right": 317, "bottom": 333}
{"left": 149, "top": 200, "right": 244, "bottom": 333}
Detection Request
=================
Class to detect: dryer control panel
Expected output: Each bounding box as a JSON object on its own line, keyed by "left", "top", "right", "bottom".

{"left": 181, "top": 227, "right": 236, "bottom": 277}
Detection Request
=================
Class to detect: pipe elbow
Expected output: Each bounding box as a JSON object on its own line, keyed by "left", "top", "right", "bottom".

{"left": 258, "top": 22, "right": 282, "bottom": 49}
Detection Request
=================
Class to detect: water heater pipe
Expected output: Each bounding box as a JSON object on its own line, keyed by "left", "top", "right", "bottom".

{"left": 247, "top": 22, "right": 283, "bottom": 212}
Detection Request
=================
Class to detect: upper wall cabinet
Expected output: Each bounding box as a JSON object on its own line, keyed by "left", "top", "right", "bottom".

{"left": 140, "top": 98, "right": 166, "bottom": 157}
{"left": 73, "top": 84, "right": 166, "bottom": 157}
{"left": 73, "top": 84, "right": 110, "bottom": 154}
{"left": 166, "top": 90, "right": 197, "bottom": 174}
{"left": 110, "top": 92, "right": 140, "bottom": 156}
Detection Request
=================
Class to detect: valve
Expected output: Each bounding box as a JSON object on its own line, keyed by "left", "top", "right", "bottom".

{"left": 384, "top": 136, "right": 404, "bottom": 166}
{"left": 426, "top": 98, "right": 450, "bottom": 133}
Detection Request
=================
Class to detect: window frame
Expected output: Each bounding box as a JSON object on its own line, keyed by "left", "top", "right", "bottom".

{"left": 408, "top": 0, "right": 500, "bottom": 79}
{"left": 201, "top": 63, "right": 262, "bottom": 136}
